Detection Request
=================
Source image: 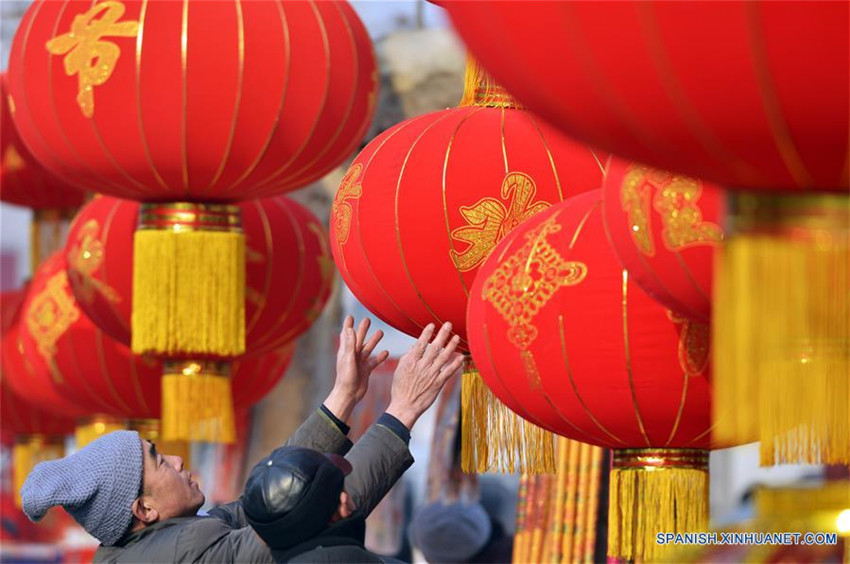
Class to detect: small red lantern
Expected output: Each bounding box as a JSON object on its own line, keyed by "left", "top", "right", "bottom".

{"left": 467, "top": 191, "right": 718, "bottom": 561}
{"left": 331, "top": 60, "right": 605, "bottom": 349}
{"left": 602, "top": 157, "right": 723, "bottom": 322}
{"left": 8, "top": 0, "right": 376, "bottom": 364}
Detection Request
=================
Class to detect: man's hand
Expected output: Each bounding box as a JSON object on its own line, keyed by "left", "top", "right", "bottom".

{"left": 325, "top": 316, "right": 389, "bottom": 423}
{"left": 386, "top": 322, "right": 464, "bottom": 430}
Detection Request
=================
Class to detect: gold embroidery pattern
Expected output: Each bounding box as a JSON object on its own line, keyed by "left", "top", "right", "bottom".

{"left": 668, "top": 311, "right": 710, "bottom": 376}
{"left": 67, "top": 219, "right": 121, "bottom": 305}
{"left": 483, "top": 216, "right": 587, "bottom": 386}
{"left": 332, "top": 163, "right": 363, "bottom": 246}
{"left": 46, "top": 1, "right": 139, "bottom": 118}
{"left": 620, "top": 164, "right": 722, "bottom": 256}
{"left": 2, "top": 145, "right": 25, "bottom": 173}
{"left": 244, "top": 242, "right": 266, "bottom": 307}
{"left": 26, "top": 271, "right": 80, "bottom": 363}
{"left": 451, "top": 172, "right": 551, "bottom": 272}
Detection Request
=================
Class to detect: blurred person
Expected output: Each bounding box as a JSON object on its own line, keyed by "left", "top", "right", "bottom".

{"left": 20, "top": 318, "right": 463, "bottom": 563}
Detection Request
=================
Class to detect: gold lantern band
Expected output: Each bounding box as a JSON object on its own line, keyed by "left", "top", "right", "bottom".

{"left": 132, "top": 202, "right": 246, "bottom": 358}
{"left": 608, "top": 447, "right": 710, "bottom": 562}
{"left": 129, "top": 418, "right": 192, "bottom": 469}
{"left": 459, "top": 56, "right": 523, "bottom": 110}
{"left": 461, "top": 356, "right": 555, "bottom": 474}
{"left": 75, "top": 414, "right": 127, "bottom": 448}
{"left": 13, "top": 434, "right": 65, "bottom": 507}
{"left": 161, "top": 360, "right": 235, "bottom": 444}
{"left": 714, "top": 192, "right": 849, "bottom": 465}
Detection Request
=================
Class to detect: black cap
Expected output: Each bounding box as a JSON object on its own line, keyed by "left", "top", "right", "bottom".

{"left": 243, "top": 446, "right": 350, "bottom": 550}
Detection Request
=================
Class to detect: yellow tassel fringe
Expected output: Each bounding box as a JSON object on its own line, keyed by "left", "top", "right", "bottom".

{"left": 13, "top": 436, "right": 65, "bottom": 507}
{"left": 713, "top": 193, "right": 849, "bottom": 465}
{"left": 162, "top": 361, "right": 235, "bottom": 443}
{"left": 461, "top": 364, "right": 555, "bottom": 474}
{"left": 608, "top": 454, "right": 709, "bottom": 562}
{"left": 75, "top": 415, "right": 127, "bottom": 448}
{"left": 458, "top": 55, "right": 521, "bottom": 109}
{"left": 132, "top": 229, "right": 245, "bottom": 357}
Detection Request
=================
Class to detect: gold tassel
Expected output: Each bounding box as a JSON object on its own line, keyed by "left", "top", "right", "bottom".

{"left": 132, "top": 203, "right": 245, "bottom": 358}
{"left": 461, "top": 359, "right": 555, "bottom": 474}
{"left": 513, "top": 475, "right": 531, "bottom": 563}
{"left": 129, "top": 418, "right": 192, "bottom": 468}
{"left": 161, "top": 360, "right": 235, "bottom": 443}
{"left": 30, "top": 208, "right": 75, "bottom": 274}
{"left": 608, "top": 448, "right": 709, "bottom": 562}
{"left": 458, "top": 55, "right": 522, "bottom": 109}
{"left": 714, "top": 193, "right": 849, "bottom": 465}
{"left": 75, "top": 414, "right": 127, "bottom": 448}
{"left": 13, "top": 435, "right": 65, "bottom": 507}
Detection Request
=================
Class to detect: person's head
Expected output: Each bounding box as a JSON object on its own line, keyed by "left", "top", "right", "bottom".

{"left": 20, "top": 431, "right": 144, "bottom": 546}
{"left": 410, "top": 501, "right": 493, "bottom": 563}
{"left": 130, "top": 439, "right": 204, "bottom": 529}
{"left": 243, "top": 446, "right": 353, "bottom": 550}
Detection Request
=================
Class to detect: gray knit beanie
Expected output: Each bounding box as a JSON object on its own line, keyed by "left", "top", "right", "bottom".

{"left": 20, "top": 430, "right": 144, "bottom": 547}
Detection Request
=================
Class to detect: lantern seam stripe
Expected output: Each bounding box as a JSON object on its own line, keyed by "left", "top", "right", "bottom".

{"left": 135, "top": 0, "right": 171, "bottom": 192}
{"left": 394, "top": 110, "right": 456, "bottom": 335}
{"left": 744, "top": 2, "right": 815, "bottom": 189}
{"left": 99, "top": 200, "right": 131, "bottom": 334}
{"left": 279, "top": 0, "right": 358, "bottom": 188}
{"left": 621, "top": 269, "right": 652, "bottom": 446}
{"left": 95, "top": 328, "right": 134, "bottom": 415}
{"left": 525, "top": 112, "right": 564, "bottom": 201}
{"left": 222, "top": 0, "right": 291, "bottom": 197}
{"left": 441, "top": 107, "right": 486, "bottom": 301}
{"left": 354, "top": 117, "right": 432, "bottom": 335}
{"left": 249, "top": 0, "right": 332, "bottom": 195}
{"left": 636, "top": 1, "right": 757, "bottom": 183}
{"left": 244, "top": 200, "right": 273, "bottom": 335}
{"left": 249, "top": 199, "right": 304, "bottom": 352}
{"left": 673, "top": 250, "right": 711, "bottom": 307}
{"left": 60, "top": 310, "right": 114, "bottom": 413}
{"left": 685, "top": 423, "right": 714, "bottom": 447}
{"left": 203, "top": 0, "right": 246, "bottom": 196}
{"left": 665, "top": 360, "right": 689, "bottom": 446}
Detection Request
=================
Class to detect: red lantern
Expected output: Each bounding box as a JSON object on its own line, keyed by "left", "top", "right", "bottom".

{"left": 444, "top": 0, "right": 850, "bottom": 465}
{"left": 331, "top": 61, "right": 606, "bottom": 348}
{"left": 8, "top": 0, "right": 376, "bottom": 365}
{"left": 444, "top": 1, "right": 848, "bottom": 192}
{"left": 467, "top": 190, "right": 717, "bottom": 561}
{"left": 1, "top": 288, "right": 74, "bottom": 506}
{"left": 65, "top": 194, "right": 334, "bottom": 355}
{"left": 7, "top": 0, "right": 377, "bottom": 201}
{"left": 602, "top": 157, "right": 723, "bottom": 322}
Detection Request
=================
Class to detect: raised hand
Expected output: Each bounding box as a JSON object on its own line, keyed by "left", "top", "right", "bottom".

{"left": 325, "top": 316, "right": 390, "bottom": 423}
{"left": 386, "top": 322, "right": 464, "bottom": 430}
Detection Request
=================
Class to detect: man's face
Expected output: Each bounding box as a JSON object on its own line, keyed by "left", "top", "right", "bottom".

{"left": 139, "top": 439, "right": 204, "bottom": 520}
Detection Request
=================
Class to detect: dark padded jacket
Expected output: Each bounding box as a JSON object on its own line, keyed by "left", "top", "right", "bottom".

{"left": 93, "top": 410, "right": 413, "bottom": 563}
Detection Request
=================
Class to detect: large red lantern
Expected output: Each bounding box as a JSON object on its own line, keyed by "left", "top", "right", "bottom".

{"left": 1, "top": 74, "right": 85, "bottom": 269}
{"left": 445, "top": 0, "right": 850, "bottom": 466}
{"left": 602, "top": 157, "right": 723, "bottom": 322}
{"left": 467, "top": 191, "right": 717, "bottom": 562}
{"left": 8, "top": 0, "right": 376, "bottom": 366}
{"left": 63, "top": 194, "right": 330, "bottom": 441}
{"left": 331, "top": 61, "right": 605, "bottom": 349}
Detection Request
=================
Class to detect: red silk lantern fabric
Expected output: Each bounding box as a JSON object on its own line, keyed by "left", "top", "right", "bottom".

{"left": 7, "top": 0, "right": 377, "bottom": 201}
{"left": 602, "top": 157, "right": 723, "bottom": 322}
{"left": 0, "top": 288, "right": 77, "bottom": 437}
{"left": 445, "top": 1, "right": 849, "bottom": 191}
{"left": 331, "top": 106, "right": 605, "bottom": 347}
{"left": 65, "top": 195, "right": 334, "bottom": 356}
{"left": 13, "top": 253, "right": 295, "bottom": 421}
{"left": 1, "top": 74, "right": 85, "bottom": 209}
{"left": 467, "top": 190, "right": 713, "bottom": 449}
